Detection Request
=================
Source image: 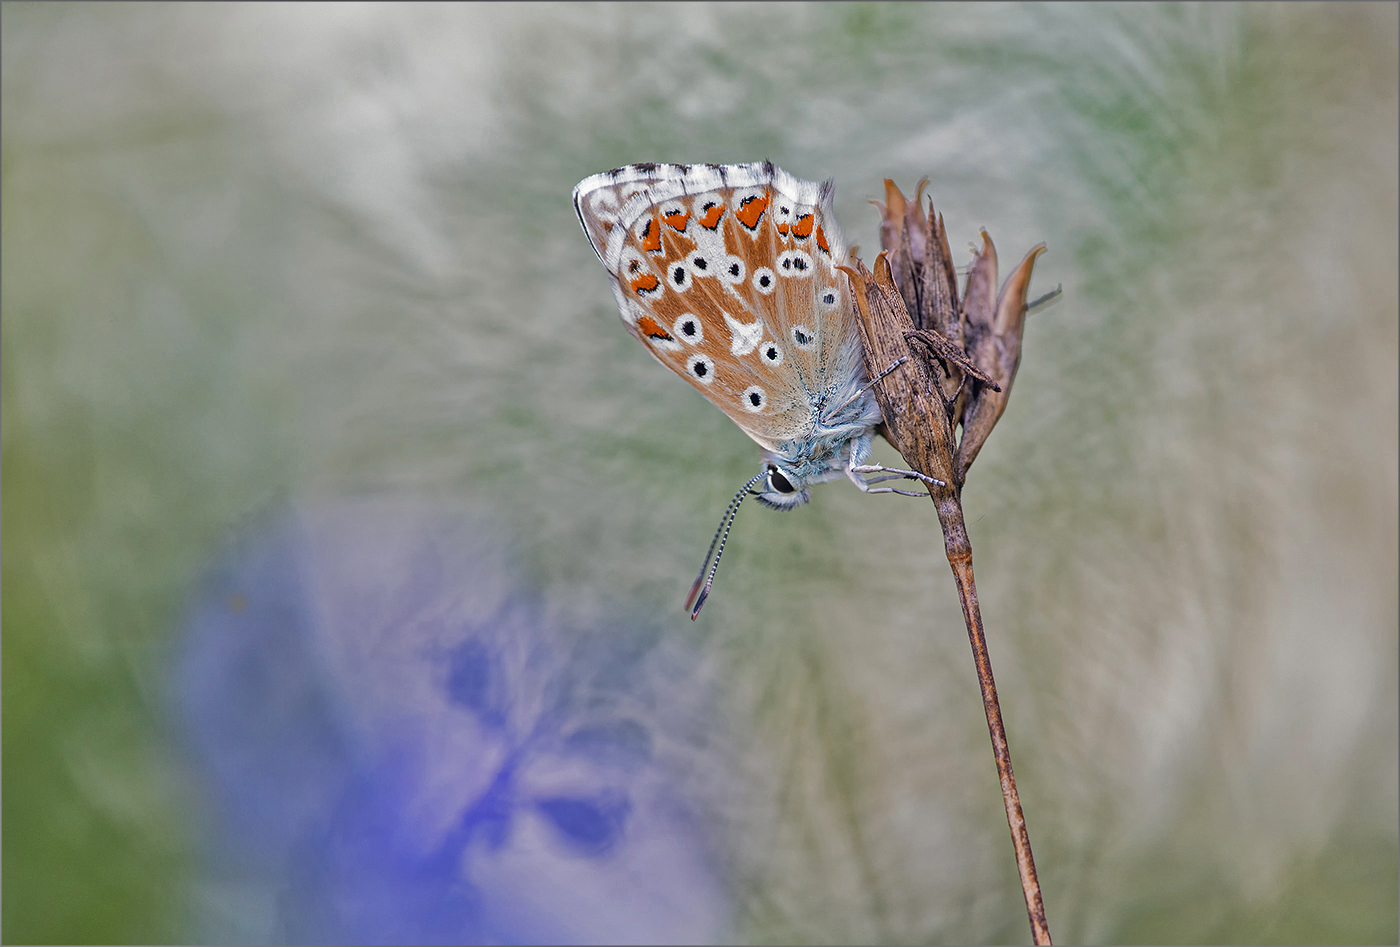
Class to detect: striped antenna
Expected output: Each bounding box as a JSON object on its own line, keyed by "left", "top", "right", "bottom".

{"left": 685, "top": 472, "right": 765, "bottom": 620}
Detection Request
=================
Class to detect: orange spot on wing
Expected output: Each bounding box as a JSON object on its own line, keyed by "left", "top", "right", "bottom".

{"left": 639, "top": 215, "right": 662, "bottom": 253}
{"left": 816, "top": 225, "right": 830, "bottom": 253}
{"left": 637, "top": 315, "right": 674, "bottom": 340}
{"left": 698, "top": 200, "right": 726, "bottom": 230}
{"left": 735, "top": 194, "right": 769, "bottom": 230}
{"left": 662, "top": 208, "right": 689, "bottom": 231}
{"left": 793, "top": 213, "right": 815, "bottom": 238}
{"left": 631, "top": 272, "right": 660, "bottom": 295}
{"left": 776, "top": 221, "right": 789, "bottom": 235}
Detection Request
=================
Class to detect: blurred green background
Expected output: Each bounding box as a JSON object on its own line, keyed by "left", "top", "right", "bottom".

{"left": 3, "top": 2, "right": 1396, "bottom": 943}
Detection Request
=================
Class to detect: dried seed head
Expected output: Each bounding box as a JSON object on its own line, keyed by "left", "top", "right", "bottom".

{"left": 840, "top": 253, "right": 959, "bottom": 492}
{"left": 956, "top": 241, "right": 1046, "bottom": 483}
{"left": 863, "top": 178, "right": 1049, "bottom": 487}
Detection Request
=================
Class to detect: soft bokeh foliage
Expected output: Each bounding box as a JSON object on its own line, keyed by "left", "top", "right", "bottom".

{"left": 176, "top": 500, "right": 730, "bottom": 944}
{"left": 3, "top": 3, "right": 1396, "bottom": 943}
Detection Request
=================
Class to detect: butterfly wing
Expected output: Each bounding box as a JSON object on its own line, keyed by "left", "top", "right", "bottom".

{"left": 573, "top": 162, "right": 865, "bottom": 455}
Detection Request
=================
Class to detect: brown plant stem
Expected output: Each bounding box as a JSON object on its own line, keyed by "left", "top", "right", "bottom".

{"left": 936, "top": 495, "right": 1051, "bottom": 946}
{"left": 843, "top": 253, "right": 1052, "bottom": 945}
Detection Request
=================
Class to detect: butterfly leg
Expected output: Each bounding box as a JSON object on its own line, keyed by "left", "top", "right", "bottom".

{"left": 846, "top": 464, "right": 927, "bottom": 497}
{"left": 841, "top": 435, "right": 932, "bottom": 495}
{"left": 824, "top": 356, "right": 911, "bottom": 418}
{"left": 845, "top": 465, "right": 924, "bottom": 498}
{"left": 851, "top": 464, "right": 946, "bottom": 487}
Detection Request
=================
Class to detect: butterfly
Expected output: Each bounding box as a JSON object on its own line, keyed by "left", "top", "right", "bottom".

{"left": 572, "top": 162, "right": 941, "bottom": 617}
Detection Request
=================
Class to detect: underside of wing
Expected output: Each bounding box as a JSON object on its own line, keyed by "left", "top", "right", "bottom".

{"left": 573, "top": 163, "right": 867, "bottom": 454}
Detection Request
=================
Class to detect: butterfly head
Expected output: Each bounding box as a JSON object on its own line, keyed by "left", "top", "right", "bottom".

{"left": 753, "top": 462, "right": 810, "bottom": 510}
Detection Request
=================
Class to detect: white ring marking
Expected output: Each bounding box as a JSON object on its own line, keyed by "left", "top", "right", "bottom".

{"left": 673, "top": 314, "right": 703, "bottom": 345}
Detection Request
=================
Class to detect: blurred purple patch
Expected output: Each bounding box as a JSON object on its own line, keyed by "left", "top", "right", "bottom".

{"left": 178, "top": 499, "right": 730, "bottom": 945}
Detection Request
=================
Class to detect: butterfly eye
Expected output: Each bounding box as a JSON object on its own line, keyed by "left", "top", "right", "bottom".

{"left": 761, "top": 342, "right": 784, "bottom": 367}
{"left": 752, "top": 267, "right": 776, "bottom": 295}
{"left": 669, "top": 262, "right": 692, "bottom": 291}
{"left": 685, "top": 251, "right": 710, "bottom": 274}
{"left": 742, "top": 385, "right": 767, "bottom": 412}
{"left": 767, "top": 466, "right": 796, "bottom": 494}
{"left": 672, "top": 314, "right": 703, "bottom": 344}
{"left": 719, "top": 255, "right": 746, "bottom": 285}
{"left": 819, "top": 288, "right": 838, "bottom": 308}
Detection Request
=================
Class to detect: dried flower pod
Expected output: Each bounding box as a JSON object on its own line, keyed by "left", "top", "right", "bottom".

{"left": 876, "top": 180, "right": 963, "bottom": 346}
{"left": 956, "top": 238, "right": 1046, "bottom": 483}
{"left": 872, "top": 180, "right": 1048, "bottom": 486}
{"left": 873, "top": 180, "right": 921, "bottom": 328}
{"left": 840, "top": 253, "right": 959, "bottom": 494}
